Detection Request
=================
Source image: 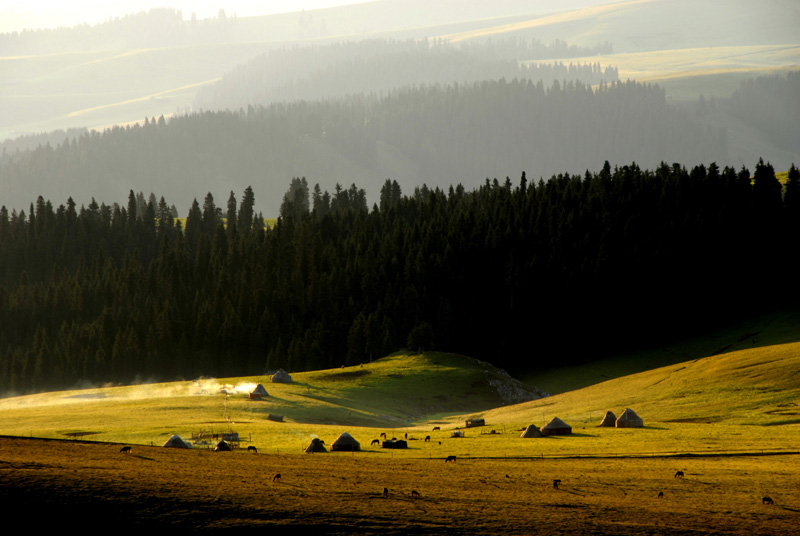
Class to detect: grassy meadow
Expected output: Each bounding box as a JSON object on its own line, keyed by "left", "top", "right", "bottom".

{"left": 1, "top": 322, "right": 799, "bottom": 532}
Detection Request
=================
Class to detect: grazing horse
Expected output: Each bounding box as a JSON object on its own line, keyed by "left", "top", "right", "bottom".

{"left": 553, "top": 479, "right": 561, "bottom": 490}
{"left": 674, "top": 471, "right": 685, "bottom": 479}
{"left": 432, "top": 427, "right": 440, "bottom": 431}
{"left": 763, "top": 496, "right": 774, "bottom": 505}
{"left": 371, "top": 439, "right": 380, "bottom": 446}
{"left": 273, "top": 473, "right": 281, "bottom": 482}
{"left": 383, "top": 487, "right": 389, "bottom": 498}
{"left": 380, "top": 432, "right": 387, "bottom": 439}
{"left": 247, "top": 446, "right": 257, "bottom": 454}
{"left": 120, "top": 446, "right": 132, "bottom": 455}
{"left": 411, "top": 490, "right": 421, "bottom": 498}
{"left": 445, "top": 455, "right": 457, "bottom": 462}
{"left": 658, "top": 491, "right": 664, "bottom": 499}
{"left": 424, "top": 435, "right": 431, "bottom": 442}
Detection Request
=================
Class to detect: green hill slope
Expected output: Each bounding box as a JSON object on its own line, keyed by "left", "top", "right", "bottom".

{"left": 0, "top": 330, "right": 798, "bottom": 460}
{"left": 0, "top": 352, "right": 543, "bottom": 447}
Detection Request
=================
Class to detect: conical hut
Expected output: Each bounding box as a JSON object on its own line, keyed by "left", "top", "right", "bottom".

{"left": 540, "top": 417, "right": 572, "bottom": 436}
{"left": 331, "top": 431, "right": 361, "bottom": 452}
{"left": 271, "top": 369, "right": 293, "bottom": 383}
{"left": 215, "top": 440, "right": 232, "bottom": 451}
{"left": 615, "top": 408, "right": 643, "bottom": 428}
{"left": 598, "top": 410, "right": 617, "bottom": 427}
{"left": 520, "top": 424, "right": 544, "bottom": 438}
{"left": 250, "top": 384, "right": 269, "bottom": 399}
{"left": 305, "top": 437, "right": 327, "bottom": 453}
{"left": 163, "top": 434, "right": 191, "bottom": 448}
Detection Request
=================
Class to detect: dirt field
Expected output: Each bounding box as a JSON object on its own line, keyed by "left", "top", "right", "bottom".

{"left": 1, "top": 436, "right": 797, "bottom": 534}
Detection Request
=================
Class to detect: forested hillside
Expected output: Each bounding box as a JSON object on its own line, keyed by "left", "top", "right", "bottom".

{"left": 1, "top": 159, "right": 797, "bottom": 394}
{"left": 194, "top": 37, "right": 616, "bottom": 110}
{"left": 0, "top": 78, "right": 724, "bottom": 217}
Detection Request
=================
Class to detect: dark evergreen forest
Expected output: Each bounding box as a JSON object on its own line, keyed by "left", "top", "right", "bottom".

{"left": 1, "top": 159, "right": 798, "bottom": 394}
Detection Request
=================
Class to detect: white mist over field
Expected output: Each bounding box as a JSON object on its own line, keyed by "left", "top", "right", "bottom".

{"left": 0, "top": 378, "right": 260, "bottom": 409}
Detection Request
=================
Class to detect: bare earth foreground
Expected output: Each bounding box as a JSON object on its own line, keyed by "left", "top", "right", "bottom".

{"left": 1, "top": 436, "right": 797, "bottom": 534}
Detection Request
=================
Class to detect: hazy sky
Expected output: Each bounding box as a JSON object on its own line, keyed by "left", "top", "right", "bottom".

{"left": 1, "top": 0, "right": 374, "bottom": 33}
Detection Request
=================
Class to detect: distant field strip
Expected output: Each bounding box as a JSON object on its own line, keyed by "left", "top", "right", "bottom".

{"left": 528, "top": 45, "right": 800, "bottom": 83}
{"left": 66, "top": 78, "right": 221, "bottom": 118}
{"left": 439, "top": 0, "right": 655, "bottom": 43}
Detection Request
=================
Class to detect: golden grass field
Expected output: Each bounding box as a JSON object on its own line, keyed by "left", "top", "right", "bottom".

{"left": 1, "top": 312, "right": 799, "bottom": 533}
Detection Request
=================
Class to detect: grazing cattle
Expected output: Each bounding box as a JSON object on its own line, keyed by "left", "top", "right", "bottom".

{"left": 383, "top": 487, "right": 389, "bottom": 498}
{"left": 273, "top": 473, "right": 281, "bottom": 482}
{"left": 445, "top": 455, "right": 457, "bottom": 462}
{"left": 424, "top": 435, "right": 431, "bottom": 442}
{"left": 120, "top": 446, "right": 132, "bottom": 455}
{"left": 674, "top": 471, "right": 685, "bottom": 479}
{"left": 411, "top": 490, "right": 421, "bottom": 498}
{"left": 658, "top": 491, "right": 664, "bottom": 499}
{"left": 432, "top": 427, "right": 440, "bottom": 431}
{"left": 247, "top": 446, "right": 257, "bottom": 454}
{"left": 371, "top": 439, "right": 380, "bottom": 446}
{"left": 763, "top": 496, "right": 774, "bottom": 505}
{"left": 553, "top": 479, "right": 561, "bottom": 490}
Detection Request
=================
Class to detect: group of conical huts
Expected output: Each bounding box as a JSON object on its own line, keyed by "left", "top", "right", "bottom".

{"left": 305, "top": 432, "right": 361, "bottom": 453}
{"left": 598, "top": 408, "right": 644, "bottom": 428}
{"left": 519, "top": 417, "right": 572, "bottom": 438}
{"left": 249, "top": 370, "right": 292, "bottom": 399}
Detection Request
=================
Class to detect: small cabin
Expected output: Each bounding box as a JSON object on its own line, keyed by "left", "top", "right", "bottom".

{"left": 465, "top": 418, "right": 485, "bottom": 428}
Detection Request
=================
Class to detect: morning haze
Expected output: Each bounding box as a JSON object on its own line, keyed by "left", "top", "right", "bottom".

{"left": 0, "top": 2, "right": 799, "bottom": 533}
{"left": 2, "top": 0, "right": 795, "bottom": 214}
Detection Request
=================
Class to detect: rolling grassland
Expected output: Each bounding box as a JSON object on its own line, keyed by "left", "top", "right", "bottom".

{"left": 0, "top": 331, "right": 798, "bottom": 533}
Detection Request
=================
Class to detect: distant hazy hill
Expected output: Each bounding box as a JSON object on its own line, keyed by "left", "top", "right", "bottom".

{"left": 0, "top": 78, "right": 725, "bottom": 215}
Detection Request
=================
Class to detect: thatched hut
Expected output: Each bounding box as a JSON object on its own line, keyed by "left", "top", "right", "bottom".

{"left": 305, "top": 437, "right": 327, "bottom": 453}
{"left": 271, "top": 369, "right": 293, "bottom": 383}
{"left": 598, "top": 410, "right": 617, "bottom": 427}
{"left": 331, "top": 432, "right": 360, "bottom": 452}
{"left": 519, "top": 424, "right": 544, "bottom": 438}
{"left": 540, "top": 417, "right": 572, "bottom": 436}
{"left": 163, "top": 434, "right": 191, "bottom": 448}
{"left": 615, "top": 408, "right": 643, "bottom": 428}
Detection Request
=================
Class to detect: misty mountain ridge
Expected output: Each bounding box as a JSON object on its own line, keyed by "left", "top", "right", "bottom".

{"left": 1, "top": 76, "right": 729, "bottom": 216}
